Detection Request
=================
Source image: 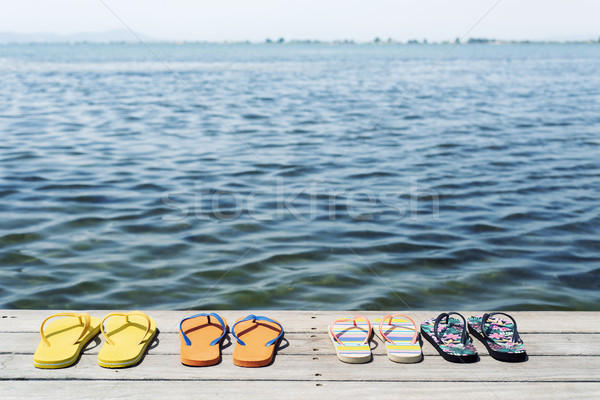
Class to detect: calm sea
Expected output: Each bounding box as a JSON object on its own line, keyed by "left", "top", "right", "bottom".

{"left": 1, "top": 43, "right": 599, "bottom": 310}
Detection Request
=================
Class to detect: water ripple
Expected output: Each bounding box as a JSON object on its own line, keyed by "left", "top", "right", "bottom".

{"left": 1, "top": 43, "right": 599, "bottom": 310}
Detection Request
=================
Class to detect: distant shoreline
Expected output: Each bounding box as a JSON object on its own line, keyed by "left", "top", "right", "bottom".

{"left": 2, "top": 28, "right": 598, "bottom": 45}
{"left": 1, "top": 38, "right": 599, "bottom": 45}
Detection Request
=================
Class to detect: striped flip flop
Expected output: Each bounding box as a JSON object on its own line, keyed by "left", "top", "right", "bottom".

{"left": 328, "top": 315, "right": 372, "bottom": 363}
{"left": 467, "top": 313, "right": 527, "bottom": 362}
{"left": 374, "top": 314, "right": 422, "bottom": 363}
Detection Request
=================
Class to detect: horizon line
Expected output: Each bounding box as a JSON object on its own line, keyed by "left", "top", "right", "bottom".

{"left": 2, "top": 38, "right": 600, "bottom": 45}
{"left": 1, "top": 29, "right": 599, "bottom": 45}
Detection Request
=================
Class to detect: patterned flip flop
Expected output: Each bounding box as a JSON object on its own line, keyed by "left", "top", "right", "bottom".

{"left": 329, "top": 315, "right": 372, "bottom": 363}
{"left": 374, "top": 314, "right": 422, "bottom": 363}
{"left": 467, "top": 313, "right": 527, "bottom": 362}
{"left": 421, "top": 312, "right": 478, "bottom": 363}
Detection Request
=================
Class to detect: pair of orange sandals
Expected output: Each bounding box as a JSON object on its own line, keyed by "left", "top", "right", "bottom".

{"left": 180, "top": 312, "right": 283, "bottom": 367}
{"left": 33, "top": 311, "right": 283, "bottom": 369}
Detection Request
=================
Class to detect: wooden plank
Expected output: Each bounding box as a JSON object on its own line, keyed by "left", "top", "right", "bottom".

{"left": 3, "top": 331, "right": 598, "bottom": 357}
{"left": 1, "top": 354, "right": 599, "bottom": 382}
{"left": 3, "top": 381, "right": 600, "bottom": 400}
{"left": 1, "top": 310, "right": 599, "bottom": 333}
{"left": 1, "top": 311, "right": 598, "bottom": 399}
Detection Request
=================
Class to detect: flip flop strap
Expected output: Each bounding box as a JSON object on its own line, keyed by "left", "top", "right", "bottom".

{"left": 378, "top": 313, "right": 419, "bottom": 345}
{"left": 231, "top": 314, "right": 284, "bottom": 347}
{"left": 40, "top": 312, "right": 91, "bottom": 347}
{"left": 101, "top": 311, "right": 152, "bottom": 346}
{"left": 179, "top": 313, "right": 226, "bottom": 346}
{"left": 433, "top": 312, "right": 468, "bottom": 345}
{"left": 329, "top": 315, "right": 371, "bottom": 346}
{"left": 481, "top": 312, "right": 519, "bottom": 343}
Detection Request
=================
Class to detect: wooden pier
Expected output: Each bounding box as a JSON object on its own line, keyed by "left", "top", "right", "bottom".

{"left": 1, "top": 310, "right": 598, "bottom": 399}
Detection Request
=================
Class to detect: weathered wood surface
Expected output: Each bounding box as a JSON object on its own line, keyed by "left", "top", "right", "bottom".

{"left": 1, "top": 310, "right": 598, "bottom": 399}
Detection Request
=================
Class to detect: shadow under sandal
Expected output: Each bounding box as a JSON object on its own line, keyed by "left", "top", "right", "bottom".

{"left": 231, "top": 314, "right": 283, "bottom": 367}
{"left": 421, "top": 312, "right": 478, "bottom": 363}
{"left": 467, "top": 313, "right": 527, "bottom": 362}
{"left": 180, "top": 313, "right": 228, "bottom": 367}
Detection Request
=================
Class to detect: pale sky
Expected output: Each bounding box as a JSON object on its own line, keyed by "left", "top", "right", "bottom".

{"left": 1, "top": 0, "right": 599, "bottom": 42}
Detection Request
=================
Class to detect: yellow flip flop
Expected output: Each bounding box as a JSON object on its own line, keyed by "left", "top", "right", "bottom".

{"left": 33, "top": 312, "right": 101, "bottom": 369}
{"left": 97, "top": 311, "right": 157, "bottom": 368}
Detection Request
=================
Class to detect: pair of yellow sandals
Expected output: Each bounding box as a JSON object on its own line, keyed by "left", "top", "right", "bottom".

{"left": 33, "top": 311, "right": 156, "bottom": 369}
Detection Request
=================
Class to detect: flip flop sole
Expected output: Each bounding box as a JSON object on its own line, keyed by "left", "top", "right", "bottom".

{"left": 181, "top": 354, "right": 221, "bottom": 367}
{"left": 421, "top": 327, "right": 478, "bottom": 363}
{"left": 374, "top": 317, "right": 422, "bottom": 364}
{"left": 232, "top": 318, "right": 283, "bottom": 368}
{"left": 180, "top": 315, "right": 227, "bottom": 367}
{"left": 98, "top": 329, "right": 157, "bottom": 368}
{"left": 232, "top": 340, "right": 279, "bottom": 368}
{"left": 328, "top": 330, "right": 372, "bottom": 364}
{"left": 33, "top": 330, "right": 100, "bottom": 369}
{"left": 33, "top": 316, "right": 101, "bottom": 369}
{"left": 98, "top": 313, "right": 157, "bottom": 369}
{"left": 387, "top": 351, "right": 422, "bottom": 363}
{"left": 468, "top": 325, "right": 527, "bottom": 362}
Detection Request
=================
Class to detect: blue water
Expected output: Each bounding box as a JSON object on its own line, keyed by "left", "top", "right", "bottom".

{"left": 1, "top": 43, "right": 599, "bottom": 310}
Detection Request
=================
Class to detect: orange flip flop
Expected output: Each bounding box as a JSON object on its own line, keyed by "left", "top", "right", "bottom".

{"left": 179, "top": 313, "right": 227, "bottom": 366}
{"left": 231, "top": 314, "right": 284, "bottom": 367}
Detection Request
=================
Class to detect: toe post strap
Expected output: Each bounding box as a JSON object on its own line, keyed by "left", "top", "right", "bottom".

{"left": 180, "top": 312, "right": 227, "bottom": 346}
{"left": 40, "top": 312, "right": 91, "bottom": 347}
{"left": 329, "top": 315, "right": 371, "bottom": 346}
{"left": 481, "top": 312, "right": 520, "bottom": 343}
{"left": 101, "top": 311, "right": 152, "bottom": 346}
{"left": 231, "top": 314, "right": 284, "bottom": 347}
{"left": 433, "top": 312, "right": 469, "bottom": 346}
{"left": 379, "top": 313, "right": 419, "bottom": 345}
